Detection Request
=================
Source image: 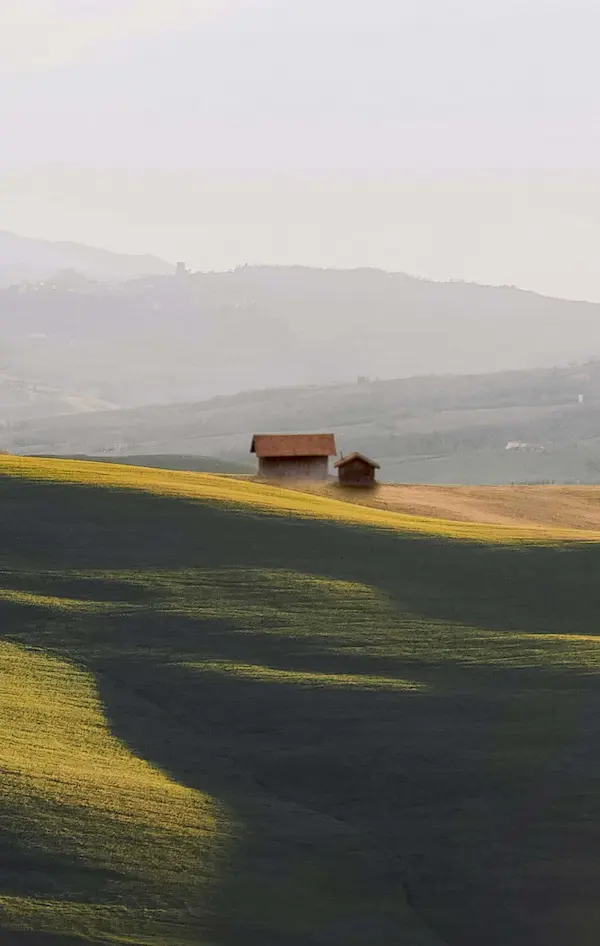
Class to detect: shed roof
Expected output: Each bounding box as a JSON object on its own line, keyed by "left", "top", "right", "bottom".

{"left": 334, "top": 452, "right": 380, "bottom": 470}
{"left": 251, "top": 433, "right": 337, "bottom": 458}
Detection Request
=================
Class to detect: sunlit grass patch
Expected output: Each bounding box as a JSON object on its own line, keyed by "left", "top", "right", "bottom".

{"left": 182, "top": 660, "right": 426, "bottom": 692}
{"left": 0, "top": 897, "right": 203, "bottom": 946}
{"left": 0, "top": 641, "right": 231, "bottom": 943}
{"left": 146, "top": 567, "right": 600, "bottom": 674}
{"left": 0, "top": 587, "right": 125, "bottom": 613}
{"left": 3, "top": 454, "right": 600, "bottom": 544}
{"left": 4, "top": 564, "right": 599, "bottom": 676}
{"left": 155, "top": 567, "right": 386, "bottom": 628}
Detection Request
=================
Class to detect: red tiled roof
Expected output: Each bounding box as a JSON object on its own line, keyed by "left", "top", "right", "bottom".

{"left": 251, "top": 434, "right": 337, "bottom": 458}
{"left": 334, "top": 452, "right": 380, "bottom": 470}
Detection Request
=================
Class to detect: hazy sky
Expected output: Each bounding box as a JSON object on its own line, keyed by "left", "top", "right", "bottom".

{"left": 2, "top": 0, "right": 600, "bottom": 299}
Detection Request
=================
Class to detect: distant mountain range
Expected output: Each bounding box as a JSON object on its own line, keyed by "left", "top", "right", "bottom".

{"left": 2, "top": 262, "right": 600, "bottom": 414}
{"left": 0, "top": 230, "right": 173, "bottom": 286}
{"left": 4, "top": 249, "right": 600, "bottom": 481}
{"left": 7, "top": 360, "right": 600, "bottom": 485}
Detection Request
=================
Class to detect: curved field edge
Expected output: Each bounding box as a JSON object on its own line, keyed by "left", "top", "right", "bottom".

{"left": 0, "top": 583, "right": 445, "bottom": 946}
{"left": 2, "top": 462, "right": 600, "bottom": 945}
{"left": 0, "top": 641, "right": 230, "bottom": 945}
{"left": 3, "top": 456, "right": 600, "bottom": 545}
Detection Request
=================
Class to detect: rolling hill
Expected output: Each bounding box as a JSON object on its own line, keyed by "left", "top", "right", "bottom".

{"left": 7, "top": 359, "right": 600, "bottom": 484}
{"left": 0, "top": 230, "right": 172, "bottom": 287}
{"left": 1, "top": 455, "right": 600, "bottom": 945}
{"left": 3, "top": 263, "right": 600, "bottom": 414}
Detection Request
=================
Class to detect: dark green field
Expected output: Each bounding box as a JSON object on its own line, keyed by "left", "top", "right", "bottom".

{"left": 1, "top": 462, "right": 600, "bottom": 945}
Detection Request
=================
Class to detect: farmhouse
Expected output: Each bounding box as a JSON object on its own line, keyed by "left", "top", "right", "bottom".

{"left": 334, "top": 452, "right": 380, "bottom": 487}
{"left": 251, "top": 433, "right": 337, "bottom": 480}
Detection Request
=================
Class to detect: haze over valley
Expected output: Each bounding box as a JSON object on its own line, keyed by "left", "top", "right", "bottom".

{"left": 3, "top": 231, "right": 600, "bottom": 483}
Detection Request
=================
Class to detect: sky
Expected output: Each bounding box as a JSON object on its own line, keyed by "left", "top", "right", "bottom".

{"left": 2, "top": 0, "right": 600, "bottom": 299}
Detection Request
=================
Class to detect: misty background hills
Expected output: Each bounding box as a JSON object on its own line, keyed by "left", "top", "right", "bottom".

{"left": 6, "top": 361, "right": 600, "bottom": 485}
{"left": 3, "top": 254, "right": 600, "bottom": 414}
{"left": 2, "top": 235, "right": 600, "bottom": 483}
{"left": 0, "top": 230, "right": 171, "bottom": 289}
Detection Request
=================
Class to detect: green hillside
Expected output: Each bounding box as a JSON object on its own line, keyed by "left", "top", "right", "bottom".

{"left": 1, "top": 458, "right": 600, "bottom": 945}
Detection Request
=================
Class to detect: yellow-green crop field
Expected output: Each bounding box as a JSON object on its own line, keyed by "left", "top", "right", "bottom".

{"left": 1, "top": 456, "right": 600, "bottom": 945}
{"left": 4, "top": 454, "right": 600, "bottom": 544}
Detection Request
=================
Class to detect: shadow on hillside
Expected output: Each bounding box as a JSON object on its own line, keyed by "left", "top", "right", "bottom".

{"left": 2, "top": 478, "right": 600, "bottom": 945}
{"left": 0, "top": 934, "right": 105, "bottom": 946}
{"left": 2, "top": 478, "right": 600, "bottom": 638}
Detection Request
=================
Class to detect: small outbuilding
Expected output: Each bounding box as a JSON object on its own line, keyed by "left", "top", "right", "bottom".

{"left": 334, "top": 452, "right": 380, "bottom": 488}
{"left": 251, "top": 433, "right": 337, "bottom": 480}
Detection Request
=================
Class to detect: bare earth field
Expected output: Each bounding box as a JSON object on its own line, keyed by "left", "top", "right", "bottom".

{"left": 276, "top": 481, "right": 600, "bottom": 531}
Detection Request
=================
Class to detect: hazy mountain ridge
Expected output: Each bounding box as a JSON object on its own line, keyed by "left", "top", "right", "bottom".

{"left": 0, "top": 230, "right": 173, "bottom": 286}
{"left": 7, "top": 360, "right": 600, "bottom": 484}
{"left": 4, "top": 260, "right": 600, "bottom": 484}
{"left": 2, "top": 264, "right": 600, "bottom": 414}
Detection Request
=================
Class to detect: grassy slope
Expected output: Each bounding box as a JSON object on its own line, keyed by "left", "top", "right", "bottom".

{"left": 4, "top": 456, "right": 600, "bottom": 544}
{"left": 1, "top": 458, "right": 600, "bottom": 945}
